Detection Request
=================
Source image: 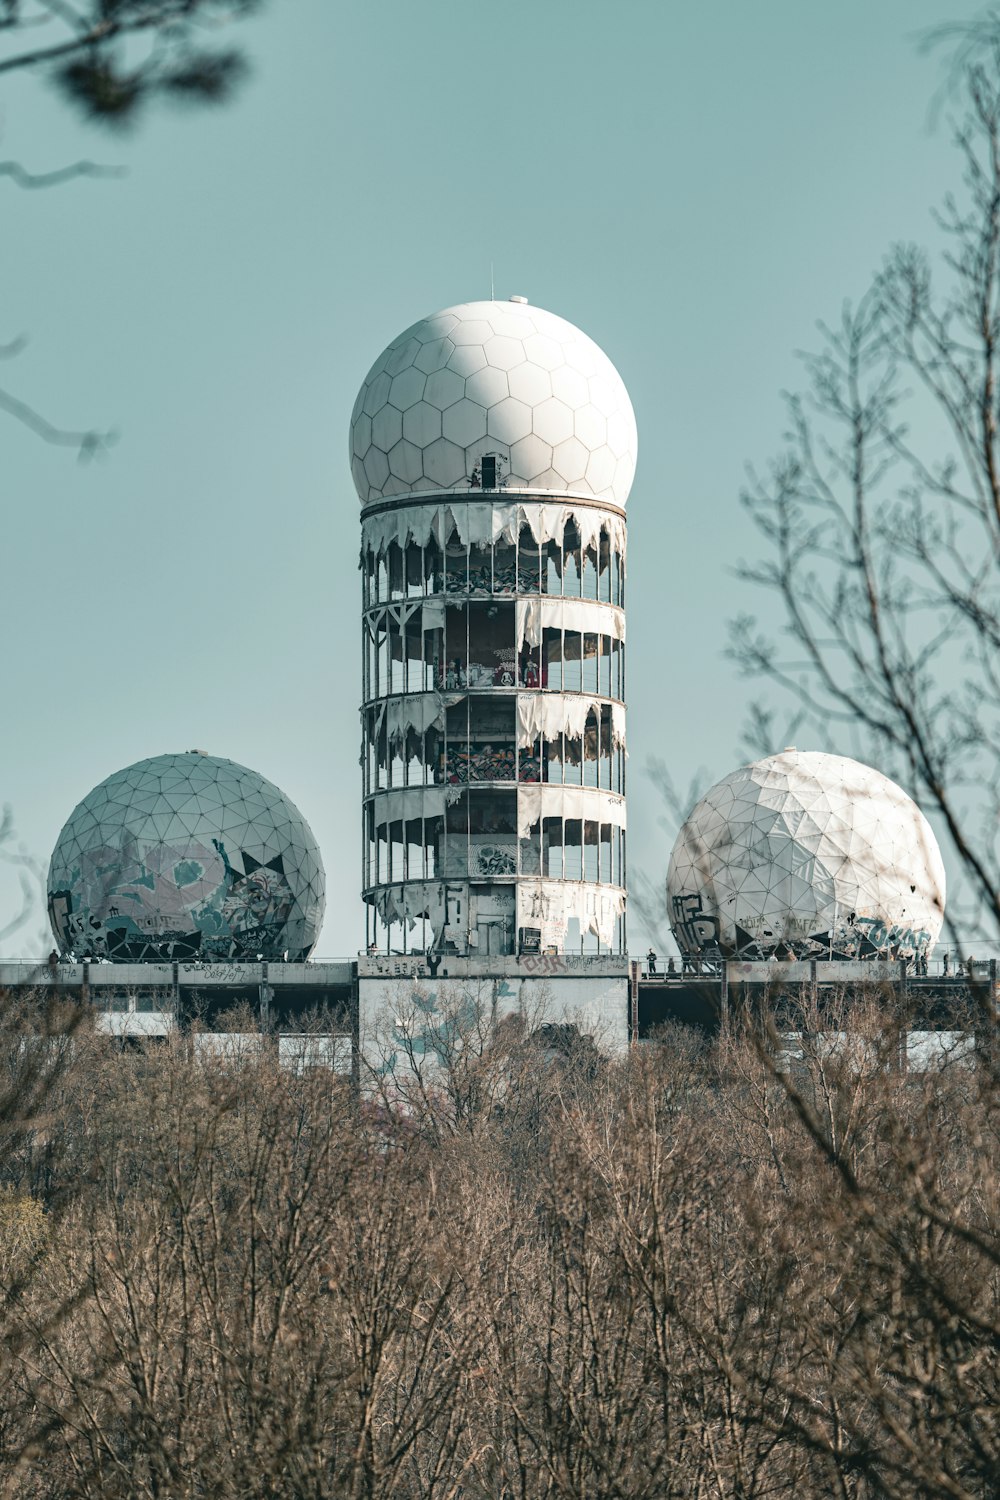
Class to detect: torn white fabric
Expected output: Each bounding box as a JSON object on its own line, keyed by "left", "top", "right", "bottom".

{"left": 575, "top": 506, "right": 604, "bottom": 554}
{"left": 560, "top": 786, "right": 589, "bottom": 823}
{"left": 515, "top": 692, "right": 545, "bottom": 747}
{"left": 421, "top": 598, "right": 446, "bottom": 632}
{"left": 363, "top": 499, "right": 626, "bottom": 565}
{"left": 515, "top": 597, "right": 625, "bottom": 650}
{"left": 374, "top": 875, "right": 622, "bottom": 944}
{"left": 374, "top": 690, "right": 622, "bottom": 756}
{"left": 516, "top": 881, "right": 625, "bottom": 946}
{"left": 362, "top": 505, "right": 442, "bottom": 558}
{"left": 372, "top": 786, "right": 446, "bottom": 825}
{"left": 516, "top": 787, "right": 627, "bottom": 838}
{"left": 373, "top": 881, "right": 447, "bottom": 934}
{"left": 515, "top": 598, "right": 542, "bottom": 651}
{"left": 449, "top": 502, "right": 493, "bottom": 549}
{"left": 515, "top": 692, "right": 624, "bottom": 749}
{"left": 561, "top": 599, "right": 626, "bottom": 642}
{"left": 522, "top": 503, "right": 570, "bottom": 548}
{"left": 381, "top": 693, "right": 445, "bottom": 750}
{"left": 516, "top": 785, "right": 542, "bottom": 838}
{"left": 490, "top": 503, "right": 520, "bottom": 545}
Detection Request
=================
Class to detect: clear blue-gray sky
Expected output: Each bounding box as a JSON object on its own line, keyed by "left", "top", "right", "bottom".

{"left": 0, "top": 0, "right": 969, "bottom": 955}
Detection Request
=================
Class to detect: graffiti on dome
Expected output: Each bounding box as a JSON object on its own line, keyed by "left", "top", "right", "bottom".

{"left": 671, "top": 894, "right": 721, "bottom": 954}
{"left": 49, "top": 842, "right": 296, "bottom": 963}
{"left": 666, "top": 751, "right": 946, "bottom": 963}
{"left": 671, "top": 890, "right": 933, "bottom": 962}
{"left": 851, "top": 915, "right": 933, "bottom": 959}
{"left": 47, "top": 753, "right": 324, "bottom": 964}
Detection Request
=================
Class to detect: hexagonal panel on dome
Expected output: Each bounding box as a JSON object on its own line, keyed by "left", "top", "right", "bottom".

{"left": 465, "top": 365, "right": 509, "bottom": 409}
{"left": 363, "top": 447, "right": 390, "bottom": 490}
{"left": 488, "top": 396, "right": 533, "bottom": 445}
{"left": 385, "top": 337, "right": 421, "bottom": 377}
{"left": 605, "top": 409, "right": 634, "bottom": 459}
{"left": 451, "top": 319, "right": 494, "bottom": 346}
{"left": 666, "top": 750, "right": 946, "bottom": 962}
{"left": 388, "top": 366, "right": 426, "bottom": 411}
{"left": 484, "top": 334, "right": 525, "bottom": 371}
{"left": 522, "top": 332, "right": 564, "bottom": 371}
{"left": 442, "top": 399, "right": 487, "bottom": 449}
{"left": 402, "top": 401, "right": 442, "bottom": 447}
{"left": 588, "top": 373, "right": 620, "bottom": 413}
{"left": 532, "top": 467, "right": 564, "bottom": 490}
{"left": 362, "top": 373, "right": 391, "bottom": 419}
{"left": 614, "top": 454, "right": 635, "bottom": 496}
{"left": 533, "top": 397, "right": 574, "bottom": 447}
{"left": 510, "top": 433, "right": 552, "bottom": 482}
{"left": 388, "top": 438, "right": 423, "bottom": 483}
{"left": 488, "top": 308, "right": 538, "bottom": 339}
{"left": 423, "top": 367, "right": 466, "bottom": 411}
{"left": 418, "top": 313, "right": 459, "bottom": 342}
{"left": 551, "top": 365, "right": 589, "bottom": 408}
{"left": 447, "top": 344, "right": 488, "bottom": 378}
{"left": 585, "top": 446, "right": 616, "bottom": 493}
{"left": 371, "top": 404, "right": 402, "bottom": 453}
{"left": 414, "top": 337, "right": 455, "bottom": 374}
{"left": 423, "top": 436, "right": 467, "bottom": 487}
{"left": 352, "top": 413, "right": 371, "bottom": 458}
{"left": 565, "top": 336, "right": 603, "bottom": 380}
{"left": 47, "top": 753, "right": 326, "bottom": 962}
{"left": 552, "top": 436, "right": 590, "bottom": 484}
{"left": 575, "top": 404, "right": 608, "bottom": 450}
{"left": 349, "top": 298, "right": 637, "bottom": 506}
{"left": 508, "top": 362, "right": 552, "bottom": 406}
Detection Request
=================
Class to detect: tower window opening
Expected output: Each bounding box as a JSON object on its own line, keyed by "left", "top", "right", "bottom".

{"left": 481, "top": 454, "right": 498, "bottom": 489}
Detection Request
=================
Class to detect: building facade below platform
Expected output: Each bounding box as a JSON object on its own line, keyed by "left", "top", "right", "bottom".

{"left": 1, "top": 957, "right": 995, "bottom": 1076}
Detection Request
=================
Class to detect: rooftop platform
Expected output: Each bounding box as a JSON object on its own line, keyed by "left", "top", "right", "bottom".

{"left": 0, "top": 959, "right": 355, "bottom": 989}
{"left": 2, "top": 956, "right": 995, "bottom": 1048}
{"left": 635, "top": 958, "right": 999, "bottom": 1037}
{"left": 0, "top": 958, "right": 355, "bottom": 1039}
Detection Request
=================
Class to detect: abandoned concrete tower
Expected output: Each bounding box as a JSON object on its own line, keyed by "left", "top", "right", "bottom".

{"left": 353, "top": 297, "right": 637, "bottom": 958}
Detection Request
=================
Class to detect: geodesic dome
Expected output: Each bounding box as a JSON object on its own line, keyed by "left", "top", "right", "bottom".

{"left": 350, "top": 298, "right": 637, "bottom": 507}
{"left": 47, "top": 752, "right": 325, "bottom": 962}
{"left": 666, "top": 750, "right": 946, "bottom": 962}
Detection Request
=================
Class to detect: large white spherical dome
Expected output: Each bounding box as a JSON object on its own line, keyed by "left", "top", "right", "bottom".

{"left": 667, "top": 750, "right": 946, "bottom": 961}
{"left": 47, "top": 752, "right": 325, "bottom": 962}
{"left": 349, "top": 298, "right": 637, "bottom": 507}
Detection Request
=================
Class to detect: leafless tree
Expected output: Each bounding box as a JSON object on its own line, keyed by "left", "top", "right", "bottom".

{"left": 0, "top": 0, "right": 262, "bottom": 460}
{"left": 0, "top": 805, "right": 46, "bottom": 948}
{"left": 729, "top": 21, "right": 1000, "bottom": 951}
{"left": 0, "top": 981, "right": 996, "bottom": 1497}
{"left": 0, "top": 1, "right": 257, "bottom": 122}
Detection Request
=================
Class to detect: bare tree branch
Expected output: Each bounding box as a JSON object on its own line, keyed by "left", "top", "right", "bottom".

{"left": 0, "top": 384, "right": 115, "bottom": 457}
{"left": 0, "top": 157, "right": 125, "bottom": 187}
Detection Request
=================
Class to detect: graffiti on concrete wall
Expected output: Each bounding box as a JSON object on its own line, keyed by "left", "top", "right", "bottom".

{"left": 362, "top": 969, "right": 630, "bottom": 1082}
